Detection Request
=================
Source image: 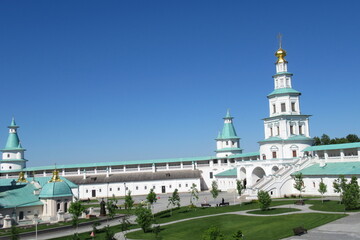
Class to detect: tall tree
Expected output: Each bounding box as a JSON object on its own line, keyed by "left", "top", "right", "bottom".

{"left": 147, "top": 188, "right": 157, "bottom": 215}
{"left": 333, "top": 175, "right": 347, "bottom": 204}
{"left": 313, "top": 136, "right": 321, "bottom": 146}
{"left": 320, "top": 134, "right": 331, "bottom": 145}
{"left": 68, "top": 200, "right": 86, "bottom": 234}
{"left": 135, "top": 205, "right": 153, "bottom": 233}
{"left": 210, "top": 181, "right": 220, "bottom": 204}
{"left": 346, "top": 134, "right": 360, "bottom": 143}
{"left": 342, "top": 176, "right": 360, "bottom": 210}
{"left": 167, "top": 189, "right": 181, "bottom": 216}
{"left": 236, "top": 179, "right": 244, "bottom": 198}
{"left": 201, "top": 226, "right": 225, "bottom": 240}
{"left": 106, "top": 195, "right": 118, "bottom": 222}
{"left": 125, "top": 190, "right": 134, "bottom": 212}
{"left": 293, "top": 173, "right": 305, "bottom": 199}
{"left": 189, "top": 183, "right": 199, "bottom": 207}
{"left": 318, "top": 178, "right": 327, "bottom": 203}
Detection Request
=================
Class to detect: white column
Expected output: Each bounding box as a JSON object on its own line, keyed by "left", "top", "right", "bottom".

{"left": 192, "top": 161, "right": 195, "bottom": 170}
{"left": 123, "top": 165, "right": 126, "bottom": 172}
{"left": 138, "top": 165, "right": 141, "bottom": 172}
{"left": 358, "top": 148, "right": 360, "bottom": 158}
{"left": 152, "top": 163, "right": 156, "bottom": 173}
{"left": 62, "top": 169, "right": 65, "bottom": 176}
{"left": 43, "top": 171, "right": 46, "bottom": 177}
{"left": 77, "top": 168, "right": 80, "bottom": 175}
{"left": 94, "top": 168, "right": 97, "bottom": 174}
{"left": 166, "top": 163, "right": 169, "bottom": 170}
{"left": 324, "top": 151, "right": 328, "bottom": 161}
{"left": 180, "top": 162, "right": 184, "bottom": 169}
{"left": 340, "top": 149, "right": 344, "bottom": 160}
{"left": 109, "top": 166, "right": 112, "bottom": 173}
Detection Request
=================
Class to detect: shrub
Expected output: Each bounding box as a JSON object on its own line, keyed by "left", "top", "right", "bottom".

{"left": 257, "top": 190, "right": 272, "bottom": 211}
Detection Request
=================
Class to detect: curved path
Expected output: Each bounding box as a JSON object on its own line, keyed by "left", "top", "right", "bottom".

{"left": 114, "top": 204, "right": 357, "bottom": 240}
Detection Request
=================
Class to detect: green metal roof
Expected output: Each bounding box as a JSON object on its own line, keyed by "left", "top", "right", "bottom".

{"left": 272, "top": 72, "right": 293, "bottom": 77}
{"left": 215, "top": 168, "right": 237, "bottom": 177}
{"left": 223, "top": 109, "right": 233, "bottom": 119}
{"left": 267, "top": 88, "right": 301, "bottom": 97}
{"left": 9, "top": 118, "right": 18, "bottom": 128}
{"left": 228, "top": 151, "right": 260, "bottom": 159}
{"left": 0, "top": 183, "right": 42, "bottom": 209}
{"left": 217, "top": 123, "right": 239, "bottom": 140}
{"left": 39, "top": 181, "right": 73, "bottom": 198}
{"left": 286, "top": 135, "right": 314, "bottom": 141}
{"left": 258, "top": 136, "right": 283, "bottom": 142}
{"left": 215, "top": 147, "right": 242, "bottom": 153}
{"left": 297, "top": 162, "right": 360, "bottom": 176}
{"left": 3, "top": 133, "right": 23, "bottom": 151}
{"left": 303, "top": 142, "right": 360, "bottom": 152}
{"left": 259, "top": 135, "right": 313, "bottom": 143}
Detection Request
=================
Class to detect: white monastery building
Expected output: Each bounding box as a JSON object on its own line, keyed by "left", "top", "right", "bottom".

{"left": 0, "top": 43, "right": 360, "bottom": 224}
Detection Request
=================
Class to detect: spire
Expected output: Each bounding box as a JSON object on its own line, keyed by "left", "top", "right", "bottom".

{"left": 275, "top": 33, "right": 287, "bottom": 64}
{"left": 217, "top": 110, "right": 239, "bottom": 140}
{"left": 3, "top": 118, "right": 24, "bottom": 150}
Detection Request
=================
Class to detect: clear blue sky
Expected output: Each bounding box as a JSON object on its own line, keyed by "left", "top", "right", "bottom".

{"left": 0, "top": 1, "right": 359, "bottom": 167}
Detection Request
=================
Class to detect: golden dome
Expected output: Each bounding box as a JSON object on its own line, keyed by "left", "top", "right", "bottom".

{"left": 275, "top": 48, "right": 287, "bottom": 63}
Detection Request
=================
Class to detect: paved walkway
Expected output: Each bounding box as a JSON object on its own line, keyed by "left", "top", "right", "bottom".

{"left": 114, "top": 204, "right": 358, "bottom": 240}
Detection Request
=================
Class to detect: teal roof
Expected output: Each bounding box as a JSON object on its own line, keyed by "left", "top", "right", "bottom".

{"left": 3, "top": 133, "right": 23, "bottom": 150}
{"left": 39, "top": 181, "right": 73, "bottom": 198}
{"left": 303, "top": 142, "right": 360, "bottom": 152}
{"left": 0, "top": 183, "right": 43, "bottom": 209}
{"left": 297, "top": 162, "right": 360, "bottom": 176}
{"left": 228, "top": 151, "right": 260, "bottom": 159}
{"left": 215, "top": 168, "right": 237, "bottom": 177}
{"left": 272, "top": 72, "right": 293, "bottom": 77}
{"left": 286, "top": 135, "right": 313, "bottom": 141}
{"left": 6, "top": 156, "right": 215, "bottom": 173}
{"left": 258, "top": 136, "right": 283, "bottom": 142}
{"left": 224, "top": 109, "right": 233, "bottom": 119}
{"left": 259, "top": 135, "right": 313, "bottom": 143}
{"left": 9, "top": 118, "right": 18, "bottom": 128}
{"left": 267, "top": 88, "right": 301, "bottom": 97}
{"left": 216, "top": 110, "right": 239, "bottom": 140}
{"left": 215, "top": 147, "right": 242, "bottom": 153}
{"left": 0, "top": 176, "right": 78, "bottom": 189}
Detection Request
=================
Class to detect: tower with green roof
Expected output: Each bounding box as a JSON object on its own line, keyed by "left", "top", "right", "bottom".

{"left": 215, "top": 110, "right": 242, "bottom": 157}
{"left": 259, "top": 39, "right": 313, "bottom": 160}
{"left": 0, "top": 118, "right": 27, "bottom": 171}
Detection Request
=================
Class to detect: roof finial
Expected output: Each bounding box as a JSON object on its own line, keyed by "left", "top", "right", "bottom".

{"left": 17, "top": 171, "right": 28, "bottom": 183}
{"left": 277, "top": 33, "right": 283, "bottom": 49}
{"left": 49, "top": 169, "right": 63, "bottom": 182}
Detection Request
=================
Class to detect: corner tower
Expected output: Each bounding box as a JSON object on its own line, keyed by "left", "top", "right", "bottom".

{"left": 259, "top": 39, "right": 313, "bottom": 160}
{"left": 215, "top": 110, "right": 242, "bottom": 157}
{"left": 0, "top": 118, "right": 27, "bottom": 171}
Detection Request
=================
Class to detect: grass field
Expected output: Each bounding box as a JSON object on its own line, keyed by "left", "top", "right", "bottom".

{"left": 127, "top": 213, "right": 346, "bottom": 240}
{"left": 307, "top": 200, "right": 360, "bottom": 212}
{"left": 247, "top": 207, "right": 300, "bottom": 215}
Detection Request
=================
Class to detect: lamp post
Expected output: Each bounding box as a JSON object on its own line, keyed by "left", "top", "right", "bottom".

{"left": 33, "top": 213, "right": 38, "bottom": 240}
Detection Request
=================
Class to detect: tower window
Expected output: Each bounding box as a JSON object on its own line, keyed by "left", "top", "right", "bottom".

{"left": 293, "top": 150, "right": 297, "bottom": 157}
{"left": 273, "top": 104, "right": 276, "bottom": 113}
{"left": 281, "top": 103, "right": 286, "bottom": 112}
{"left": 272, "top": 152, "right": 277, "bottom": 158}
{"left": 210, "top": 172, "right": 213, "bottom": 179}
{"left": 299, "top": 125, "right": 303, "bottom": 135}
{"left": 277, "top": 126, "right": 280, "bottom": 136}
{"left": 290, "top": 126, "right": 294, "bottom": 135}
{"left": 7, "top": 154, "right": 10, "bottom": 158}
{"left": 270, "top": 127, "right": 273, "bottom": 137}
{"left": 262, "top": 154, "right": 266, "bottom": 160}
{"left": 291, "top": 102, "right": 296, "bottom": 112}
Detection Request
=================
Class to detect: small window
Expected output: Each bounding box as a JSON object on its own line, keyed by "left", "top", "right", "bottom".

{"left": 126, "top": 187, "right": 128, "bottom": 190}
{"left": 169, "top": 185, "right": 172, "bottom": 188}
{"left": 290, "top": 126, "right": 294, "bottom": 135}
{"left": 273, "top": 104, "right": 276, "bottom": 113}
{"left": 144, "top": 186, "right": 147, "bottom": 190}
{"left": 7, "top": 154, "right": 10, "bottom": 158}
{"left": 210, "top": 172, "right": 213, "bottom": 179}
{"left": 281, "top": 103, "right": 286, "bottom": 112}
{"left": 9, "top": 166, "right": 12, "bottom": 169}
{"left": 179, "top": 184, "right": 181, "bottom": 188}
{"left": 299, "top": 125, "right": 303, "bottom": 135}
{"left": 213, "top": 159, "right": 218, "bottom": 164}
{"left": 224, "top": 159, "right": 228, "bottom": 163}
{"left": 136, "top": 186, "right": 138, "bottom": 190}
{"left": 270, "top": 127, "right": 273, "bottom": 136}
{"left": 291, "top": 102, "right": 296, "bottom": 112}
{"left": 117, "top": 187, "right": 120, "bottom": 191}
{"left": 86, "top": 189, "right": 88, "bottom": 193}
{"left": 109, "top": 188, "right": 112, "bottom": 191}
{"left": 153, "top": 186, "right": 155, "bottom": 189}
{"left": 185, "top": 184, "right": 188, "bottom": 187}
{"left": 99, "top": 189, "right": 101, "bottom": 192}
{"left": 292, "top": 150, "right": 297, "bottom": 157}
{"left": 262, "top": 154, "right": 266, "bottom": 160}
{"left": 272, "top": 152, "right": 277, "bottom": 159}
{"left": 277, "top": 126, "right": 280, "bottom": 136}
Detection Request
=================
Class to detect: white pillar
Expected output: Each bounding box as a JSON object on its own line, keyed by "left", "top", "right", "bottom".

{"left": 324, "top": 151, "right": 328, "bottom": 161}
{"left": 123, "top": 165, "right": 126, "bottom": 172}
{"left": 62, "top": 169, "right": 65, "bottom": 176}
{"left": 43, "top": 171, "right": 46, "bottom": 177}
{"left": 166, "top": 163, "right": 169, "bottom": 170}
{"left": 77, "top": 168, "right": 80, "bottom": 175}
{"left": 152, "top": 163, "right": 156, "bottom": 173}
{"left": 180, "top": 162, "right": 183, "bottom": 169}
{"left": 109, "top": 166, "right": 112, "bottom": 173}
{"left": 3, "top": 215, "right": 11, "bottom": 228}
{"left": 94, "top": 168, "right": 97, "bottom": 174}
{"left": 340, "top": 149, "right": 344, "bottom": 160}
{"left": 138, "top": 165, "right": 141, "bottom": 172}
{"left": 192, "top": 161, "right": 195, "bottom": 170}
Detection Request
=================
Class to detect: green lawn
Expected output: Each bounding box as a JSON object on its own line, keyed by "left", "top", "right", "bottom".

{"left": 127, "top": 213, "right": 346, "bottom": 240}
{"left": 247, "top": 207, "right": 300, "bottom": 215}
{"left": 307, "top": 200, "right": 360, "bottom": 212}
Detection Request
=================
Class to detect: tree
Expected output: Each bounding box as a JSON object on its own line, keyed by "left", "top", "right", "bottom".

{"left": 342, "top": 176, "right": 360, "bottom": 210}
{"left": 257, "top": 190, "right": 272, "bottom": 211}
{"left": 210, "top": 181, "right": 220, "bottom": 204}
{"left": 232, "top": 230, "right": 244, "bottom": 240}
{"left": 189, "top": 183, "right": 199, "bottom": 207}
{"left": 346, "top": 134, "right": 360, "bottom": 143}
{"left": 119, "top": 215, "right": 131, "bottom": 240}
{"left": 318, "top": 178, "right": 327, "bottom": 203}
{"left": 293, "top": 173, "right": 305, "bottom": 199}
{"left": 147, "top": 188, "right": 157, "bottom": 215}
{"left": 103, "top": 225, "right": 115, "bottom": 240}
{"left": 68, "top": 200, "right": 86, "bottom": 233}
{"left": 106, "top": 195, "right": 118, "bottom": 221}
{"left": 10, "top": 224, "right": 19, "bottom": 240}
{"left": 201, "top": 226, "right": 224, "bottom": 240}
{"left": 320, "top": 134, "right": 331, "bottom": 145}
{"left": 333, "top": 175, "right": 347, "bottom": 203}
{"left": 236, "top": 179, "right": 244, "bottom": 198}
{"left": 313, "top": 136, "right": 321, "bottom": 146}
{"left": 167, "top": 188, "right": 181, "bottom": 216}
{"left": 125, "top": 190, "right": 134, "bottom": 211}
{"left": 135, "top": 205, "right": 154, "bottom": 233}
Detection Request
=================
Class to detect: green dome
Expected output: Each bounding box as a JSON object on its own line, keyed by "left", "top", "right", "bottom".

{"left": 39, "top": 181, "right": 73, "bottom": 198}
